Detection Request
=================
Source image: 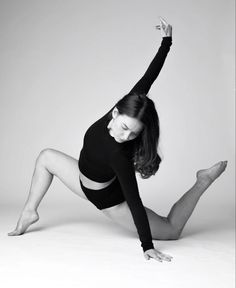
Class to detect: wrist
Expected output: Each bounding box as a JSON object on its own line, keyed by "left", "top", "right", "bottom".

{"left": 142, "top": 243, "right": 154, "bottom": 252}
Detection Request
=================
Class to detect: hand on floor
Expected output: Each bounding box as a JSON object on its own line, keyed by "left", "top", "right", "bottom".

{"left": 144, "top": 248, "right": 173, "bottom": 262}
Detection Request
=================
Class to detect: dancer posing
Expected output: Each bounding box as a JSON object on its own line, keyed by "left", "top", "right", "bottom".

{"left": 8, "top": 18, "right": 227, "bottom": 262}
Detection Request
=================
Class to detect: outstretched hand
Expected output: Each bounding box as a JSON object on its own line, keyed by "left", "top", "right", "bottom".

{"left": 144, "top": 248, "right": 173, "bottom": 262}
{"left": 156, "top": 17, "right": 172, "bottom": 37}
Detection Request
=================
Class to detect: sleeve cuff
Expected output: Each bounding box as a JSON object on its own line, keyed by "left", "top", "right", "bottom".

{"left": 142, "top": 242, "right": 154, "bottom": 252}
{"left": 162, "top": 36, "right": 172, "bottom": 46}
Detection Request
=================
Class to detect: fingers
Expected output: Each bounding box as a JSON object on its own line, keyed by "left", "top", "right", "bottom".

{"left": 156, "top": 16, "right": 168, "bottom": 30}
{"left": 159, "top": 251, "right": 173, "bottom": 258}
{"left": 144, "top": 252, "right": 162, "bottom": 262}
{"left": 144, "top": 248, "right": 173, "bottom": 262}
{"left": 160, "top": 16, "right": 168, "bottom": 26}
{"left": 159, "top": 252, "right": 173, "bottom": 262}
{"left": 154, "top": 253, "right": 172, "bottom": 262}
{"left": 156, "top": 17, "right": 172, "bottom": 37}
{"left": 161, "top": 21, "right": 167, "bottom": 31}
{"left": 154, "top": 255, "right": 163, "bottom": 262}
{"left": 154, "top": 252, "right": 173, "bottom": 262}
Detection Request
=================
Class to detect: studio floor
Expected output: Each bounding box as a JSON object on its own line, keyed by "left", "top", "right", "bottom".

{"left": 1, "top": 199, "right": 235, "bottom": 288}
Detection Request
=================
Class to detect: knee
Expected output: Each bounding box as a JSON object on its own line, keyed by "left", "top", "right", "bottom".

{"left": 168, "top": 226, "right": 182, "bottom": 240}
{"left": 36, "top": 148, "right": 54, "bottom": 167}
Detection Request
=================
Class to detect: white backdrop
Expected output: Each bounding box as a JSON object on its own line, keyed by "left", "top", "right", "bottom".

{"left": 0, "top": 0, "right": 234, "bottom": 217}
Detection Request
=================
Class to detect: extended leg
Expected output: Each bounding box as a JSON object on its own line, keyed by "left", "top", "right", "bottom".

{"left": 167, "top": 161, "right": 228, "bottom": 235}
{"left": 102, "top": 161, "right": 227, "bottom": 240}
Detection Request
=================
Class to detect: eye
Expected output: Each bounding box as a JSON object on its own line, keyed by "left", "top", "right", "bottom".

{"left": 122, "top": 125, "right": 128, "bottom": 130}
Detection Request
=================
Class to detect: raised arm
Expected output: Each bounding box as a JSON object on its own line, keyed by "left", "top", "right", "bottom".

{"left": 128, "top": 18, "right": 172, "bottom": 95}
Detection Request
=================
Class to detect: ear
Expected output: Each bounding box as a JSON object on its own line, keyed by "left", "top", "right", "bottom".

{"left": 112, "top": 107, "right": 119, "bottom": 119}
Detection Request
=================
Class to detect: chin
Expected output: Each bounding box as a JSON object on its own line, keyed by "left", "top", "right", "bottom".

{"left": 116, "top": 137, "right": 124, "bottom": 143}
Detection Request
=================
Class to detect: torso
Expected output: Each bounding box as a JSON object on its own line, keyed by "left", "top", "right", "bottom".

{"left": 78, "top": 115, "right": 118, "bottom": 190}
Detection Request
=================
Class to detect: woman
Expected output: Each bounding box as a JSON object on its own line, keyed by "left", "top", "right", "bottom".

{"left": 8, "top": 18, "right": 227, "bottom": 262}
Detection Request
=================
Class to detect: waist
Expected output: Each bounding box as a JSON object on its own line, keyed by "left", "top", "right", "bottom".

{"left": 79, "top": 170, "right": 116, "bottom": 190}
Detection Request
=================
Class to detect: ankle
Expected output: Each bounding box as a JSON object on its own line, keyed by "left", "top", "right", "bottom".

{"left": 196, "top": 177, "right": 212, "bottom": 190}
{"left": 22, "top": 207, "right": 38, "bottom": 214}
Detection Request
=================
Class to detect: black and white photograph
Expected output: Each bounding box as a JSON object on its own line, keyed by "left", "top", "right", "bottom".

{"left": 0, "top": 0, "right": 235, "bottom": 287}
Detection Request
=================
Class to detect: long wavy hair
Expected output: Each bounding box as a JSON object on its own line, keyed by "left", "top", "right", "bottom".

{"left": 111, "top": 93, "right": 162, "bottom": 179}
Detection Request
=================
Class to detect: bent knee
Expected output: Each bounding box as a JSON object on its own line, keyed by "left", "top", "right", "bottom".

{"left": 159, "top": 218, "right": 182, "bottom": 240}
{"left": 36, "top": 148, "right": 56, "bottom": 167}
{"left": 168, "top": 226, "right": 182, "bottom": 240}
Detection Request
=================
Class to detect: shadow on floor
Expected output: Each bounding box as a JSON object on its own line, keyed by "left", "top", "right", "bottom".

{"left": 25, "top": 214, "right": 137, "bottom": 238}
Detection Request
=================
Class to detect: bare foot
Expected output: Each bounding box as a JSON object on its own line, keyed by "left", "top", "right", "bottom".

{"left": 8, "top": 210, "right": 39, "bottom": 236}
{"left": 196, "top": 161, "right": 228, "bottom": 186}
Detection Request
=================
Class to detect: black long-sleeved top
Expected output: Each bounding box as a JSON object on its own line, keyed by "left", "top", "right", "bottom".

{"left": 78, "top": 37, "right": 172, "bottom": 252}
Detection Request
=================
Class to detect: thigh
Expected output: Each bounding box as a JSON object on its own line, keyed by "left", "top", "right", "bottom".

{"left": 38, "top": 148, "right": 88, "bottom": 200}
{"left": 102, "top": 201, "right": 175, "bottom": 240}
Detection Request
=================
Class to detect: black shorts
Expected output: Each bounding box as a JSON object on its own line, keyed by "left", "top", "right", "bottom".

{"left": 79, "top": 177, "right": 126, "bottom": 210}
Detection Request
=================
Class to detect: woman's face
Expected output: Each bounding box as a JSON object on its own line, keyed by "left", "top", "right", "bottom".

{"left": 107, "top": 107, "right": 144, "bottom": 143}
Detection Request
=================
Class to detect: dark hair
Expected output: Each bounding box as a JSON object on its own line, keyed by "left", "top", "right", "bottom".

{"left": 112, "top": 93, "right": 162, "bottom": 179}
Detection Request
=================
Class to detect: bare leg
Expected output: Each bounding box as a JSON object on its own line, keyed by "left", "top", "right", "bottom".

{"left": 102, "top": 161, "right": 228, "bottom": 240}
{"left": 166, "top": 161, "right": 228, "bottom": 235}
{"left": 8, "top": 152, "right": 52, "bottom": 235}
{"left": 8, "top": 148, "right": 87, "bottom": 236}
